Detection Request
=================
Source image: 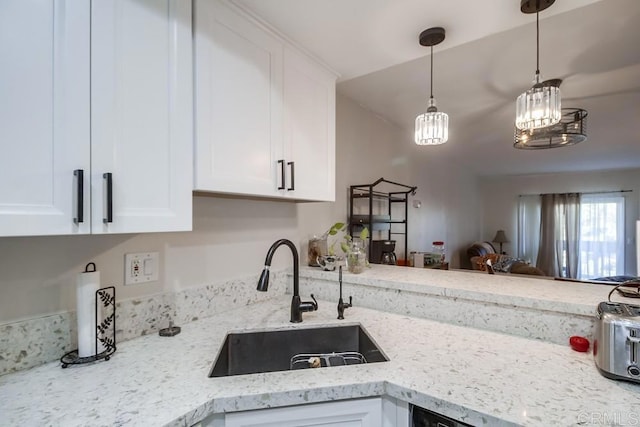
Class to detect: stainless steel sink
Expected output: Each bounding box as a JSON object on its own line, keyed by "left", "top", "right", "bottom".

{"left": 209, "top": 324, "right": 388, "bottom": 377}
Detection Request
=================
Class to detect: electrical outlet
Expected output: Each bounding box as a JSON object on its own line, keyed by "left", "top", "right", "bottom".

{"left": 131, "top": 259, "right": 141, "bottom": 277}
{"left": 124, "top": 252, "right": 159, "bottom": 285}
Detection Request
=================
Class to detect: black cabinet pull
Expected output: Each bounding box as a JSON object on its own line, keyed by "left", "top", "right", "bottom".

{"left": 103, "top": 173, "right": 113, "bottom": 224}
{"left": 287, "top": 161, "right": 295, "bottom": 191}
{"left": 277, "top": 159, "right": 285, "bottom": 190}
{"left": 73, "top": 169, "right": 84, "bottom": 224}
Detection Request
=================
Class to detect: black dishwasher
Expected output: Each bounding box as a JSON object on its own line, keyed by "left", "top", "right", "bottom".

{"left": 411, "top": 405, "right": 473, "bottom": 427}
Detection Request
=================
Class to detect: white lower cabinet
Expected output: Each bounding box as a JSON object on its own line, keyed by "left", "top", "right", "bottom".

{"left": 382, "top": 396, "right": 410, "bottom": 427}
{"left": 196, "top": 397, "right": 409, "bottom": 427}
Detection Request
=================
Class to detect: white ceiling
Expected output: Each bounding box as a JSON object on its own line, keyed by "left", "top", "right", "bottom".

{"left": 235, "top": 0, "right": 640, "bottom": 177}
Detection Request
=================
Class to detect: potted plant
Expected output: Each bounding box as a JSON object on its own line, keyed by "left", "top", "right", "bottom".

{"left": 307, "top": 222, "right": 345, "bottom": 266}
{"left": 308, "top": 222, "right": 369, "bottom": 273}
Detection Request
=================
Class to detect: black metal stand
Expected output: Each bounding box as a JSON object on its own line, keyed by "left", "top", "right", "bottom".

{"left": 348, "top": 178, "right": 417, "bottom": 264}
{"left": 61, "top": 286, "right": 116, "bottom": 368}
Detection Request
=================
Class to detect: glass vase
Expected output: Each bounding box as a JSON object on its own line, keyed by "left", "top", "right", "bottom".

{"left": 347, "top": 239, "right": 367, "bottom": 274}
{"left": 308, "top": 236, "right": 327, "bottom": 267}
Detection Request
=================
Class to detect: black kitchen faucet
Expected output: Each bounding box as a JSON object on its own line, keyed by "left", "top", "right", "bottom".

{"left": 257, "top": 239, "right": 318, "bottom": 323}
{"left": 337, "top": 266, "right": 352, "bottom": 320}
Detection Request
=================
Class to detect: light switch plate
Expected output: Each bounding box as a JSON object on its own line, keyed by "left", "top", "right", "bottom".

{"left": 124, "top": 252, "right": 159, "bottom": 285}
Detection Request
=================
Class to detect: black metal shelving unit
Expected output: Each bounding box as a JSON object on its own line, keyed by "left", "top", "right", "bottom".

{"left": 348, "top": 178, "right": 417, "bottom": 264}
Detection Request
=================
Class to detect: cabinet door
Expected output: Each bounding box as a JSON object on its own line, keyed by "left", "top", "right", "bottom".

{"left": 225, "top": 398, "right": 382, "bottom": 427}
{"left": 91, "top": 0, "right": 193, "bottom": 234}
{"left": 194, "top": 0, "right": 284, "bottom": 198}
{"left": 0, "top": 0, "right": 90, "bottom": 236}
{"left": 283, "top": 46, "right": 336, "bottom": 202}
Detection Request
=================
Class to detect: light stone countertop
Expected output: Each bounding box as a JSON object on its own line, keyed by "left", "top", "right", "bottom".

{"left": 1, "top": 294, "right": 639, "bottom": 426}
{"left": 299, "top": 265, "right": 635, "bottom": 316}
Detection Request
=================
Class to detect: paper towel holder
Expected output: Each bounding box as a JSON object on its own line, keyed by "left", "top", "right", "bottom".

{"left": 61, "top": 264, "right": 117, "bottom": 368}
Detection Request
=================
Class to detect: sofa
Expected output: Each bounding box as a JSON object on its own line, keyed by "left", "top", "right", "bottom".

{"left": 467, "top": 241, "right": 498, "bottom": 259}
{"left": 466, "top": 242, "right": 546, "bottom": 276}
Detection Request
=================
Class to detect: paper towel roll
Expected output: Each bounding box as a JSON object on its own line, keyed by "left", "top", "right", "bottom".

{"left": 76, "top": 263, "right": 103, "bottom": 358}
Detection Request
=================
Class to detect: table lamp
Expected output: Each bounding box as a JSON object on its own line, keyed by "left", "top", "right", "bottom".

{"left": 492, "top": 230, "right": 510, "bottom": 254}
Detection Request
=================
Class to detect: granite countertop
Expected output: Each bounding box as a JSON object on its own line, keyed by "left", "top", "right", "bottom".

{"left": 298, "top": 265, "right": 633, "bottom": 316}
{"left": 1, "top": 293, "right": 639, "bottom": 426}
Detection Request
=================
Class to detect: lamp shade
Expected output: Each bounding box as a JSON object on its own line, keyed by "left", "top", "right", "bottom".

{"left": 515, "top": 80, "right": 561, "bottom": 130}
{"left": 492, "top": 230, "right": 510, "bottom": 244}
{"left": 415, "top": 98, "right": 449, "bottom": 145}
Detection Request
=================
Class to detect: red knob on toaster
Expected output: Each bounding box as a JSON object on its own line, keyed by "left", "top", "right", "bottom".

{"left": 569, "top": 336, "right": 590, "bottom": 352}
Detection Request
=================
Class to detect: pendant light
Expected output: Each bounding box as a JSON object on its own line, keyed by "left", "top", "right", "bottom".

{"left": 514, "top": 106, "right": 587, "bottom": 149}
{"left": 515, "top": 0, "right": 561, "bottom": 131}
{"left": 415, "top": 27, "right": 448, "bottom": 145}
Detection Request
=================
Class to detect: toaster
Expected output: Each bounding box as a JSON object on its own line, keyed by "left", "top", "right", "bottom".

{"left": 594, "top": 301, "right": 640, "bottom": 383}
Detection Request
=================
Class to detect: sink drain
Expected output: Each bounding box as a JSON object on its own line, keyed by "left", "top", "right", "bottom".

{"left": 290, "top": 351, "right": 367, "bottom": 369}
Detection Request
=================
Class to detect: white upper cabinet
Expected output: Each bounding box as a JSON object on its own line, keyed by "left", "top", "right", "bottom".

{"left": 194, "top": 0, "right": 336, "bottom": 202}
{"left": 0, "top": 0, "right": 192, "bottom": 236}
{"left": 194, "top": 0, "right": 284, "bottom": 198}
{"left": 283, "top": 46, "right": 336, "bottom": 202}
{"left": 91, "top": 0, "right": 193, "bottom": 233}
{"left": 0, "top": 1, "right": 91, "bottom": 236}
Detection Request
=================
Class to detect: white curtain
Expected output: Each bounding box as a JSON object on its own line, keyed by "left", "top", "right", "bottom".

{"left": 578, "top": 194, "right": 625, "bottom": 279}
{"left": 517, "top": 195, "right": 541, "bottom": 266}
{"left": 536, "top": 193, "right": 581, "bottom": 278}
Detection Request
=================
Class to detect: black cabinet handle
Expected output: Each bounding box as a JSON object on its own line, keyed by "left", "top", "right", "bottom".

{"left": 277, "top": 159, "right": 285, "bottom": 190}
{"left": 73, "top": 169, "right": 84, "bottom": 224}
{"left": 287, "top": 161, "right": 295, "bottom": 191}
{"left": 103, "top": 173, "right": 113, "bottom": 224}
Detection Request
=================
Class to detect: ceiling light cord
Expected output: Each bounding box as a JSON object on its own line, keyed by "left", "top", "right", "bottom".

{"left": 430, "top": 45, "right": 434, "bottom": 99}
{"left": 535, "top": 9, "right": 540, "bottom": 80}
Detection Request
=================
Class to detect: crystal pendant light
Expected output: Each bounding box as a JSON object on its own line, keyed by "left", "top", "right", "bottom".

{"left": 515, "top": 0, "right": 561, "bottom": 131}
{"left": 415, "top": 27, "right": 448, "bottom": 145}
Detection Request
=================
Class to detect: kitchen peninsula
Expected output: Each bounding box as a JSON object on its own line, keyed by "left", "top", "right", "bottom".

{"left": 1, "top": 266, "right": 639, "bottom": 426}
{"left": 299, "top": 265, "right": 620, "bottom": 345}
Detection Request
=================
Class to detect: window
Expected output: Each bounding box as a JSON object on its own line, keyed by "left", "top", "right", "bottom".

{"left": 517, "top": 193, "right": 626, "bottom": 279}
{"left": 578, "top": 194, "right": 625, "bottom": 279}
